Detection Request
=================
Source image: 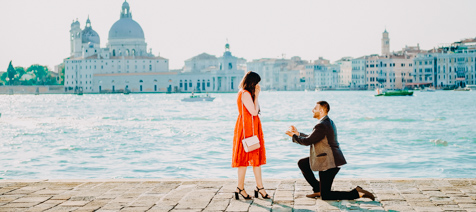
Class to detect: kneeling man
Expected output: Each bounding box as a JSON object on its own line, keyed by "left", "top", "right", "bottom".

{"left": 285, "top": 101, "right": 375, "bottom": 200}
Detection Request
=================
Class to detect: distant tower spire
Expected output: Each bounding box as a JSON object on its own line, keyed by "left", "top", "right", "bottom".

{"left": 86, "top": 15, "right": 91, "bottom": 28}
{"left": 381, "top": 28, "right": 390, "bottom": 55}
{"left": 120, "top": 0, "right": 132, "bottom": 19}
{"left": 225, "top": 38, "right": 230, "bottom": 52}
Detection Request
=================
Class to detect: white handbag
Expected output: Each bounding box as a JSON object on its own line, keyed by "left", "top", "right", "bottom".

{"left": 241, "top": 91, "right": 260, "bottom": 152}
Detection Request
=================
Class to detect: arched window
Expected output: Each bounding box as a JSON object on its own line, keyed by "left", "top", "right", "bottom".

{"left": 126, "top": 49, "right": 130, "bottom": 56}
{"left": 119, "top": 50, "right": 122, "bottom": 56}
{"left": 228, "top": 63, "right": 232, "bottom": 70}
{"left": 131, "top": 49, "right": 135, "bottom": 56}
{"left": 112, "top": 50, "right": 116, "bottom": 56}
{"left": 139, "top": 80, "right": 143, "bottom": 83}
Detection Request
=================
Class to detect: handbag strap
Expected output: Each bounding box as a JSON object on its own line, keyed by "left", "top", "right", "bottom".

{"left": 241, "top": 90, "right": 254, "bottom": 137}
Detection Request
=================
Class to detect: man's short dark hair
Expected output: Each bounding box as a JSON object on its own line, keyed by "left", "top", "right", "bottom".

{"left": 317, "top": 101, "right": 330, "bottom": 113}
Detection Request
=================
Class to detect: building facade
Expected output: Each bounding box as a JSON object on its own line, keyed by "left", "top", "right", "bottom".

{"left": 63, "top": 1, "right": 242, "bottom": 94}
{"left": 413, "top": 43, "right": 476, "bottom": 89}
{"left": 351, "top": 56, "right": 367, "bottom": 89}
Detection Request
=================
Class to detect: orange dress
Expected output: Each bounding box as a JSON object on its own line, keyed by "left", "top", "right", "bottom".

{"left": 232, "top": 90, "right": 266, "bottom": 167}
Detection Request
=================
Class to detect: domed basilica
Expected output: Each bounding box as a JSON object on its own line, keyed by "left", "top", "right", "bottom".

{"left": 64, "top": 1, "right": 244, "bottom": 94}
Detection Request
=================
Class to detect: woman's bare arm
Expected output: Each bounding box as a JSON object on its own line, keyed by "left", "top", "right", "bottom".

{"left": 242, "top": 91, "right": 259, "bottom": 116}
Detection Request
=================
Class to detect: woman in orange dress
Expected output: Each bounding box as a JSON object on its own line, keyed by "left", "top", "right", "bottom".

{"left": 232, "top": 71, "right": 269, "bottom": 200}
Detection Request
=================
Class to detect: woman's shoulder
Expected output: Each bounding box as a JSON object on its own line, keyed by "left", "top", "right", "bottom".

{"left": 239, "top": 89, "right": 251, "bottom": 95}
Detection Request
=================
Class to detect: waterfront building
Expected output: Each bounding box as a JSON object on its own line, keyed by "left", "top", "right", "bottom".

{"left": 412, "top": 39, "right": 476, "bottom": 88}
{"left": 64, "top": 1, "right": 171, "bottom": 93}
{"left": 247, "top": 56, "right": 307, "bottom": 91}
{"left": 335, "top": 57, "right": 352, "bottom": 88}
{"left": 351, "top": 56, "right": 367, "bottom": 90}
{"left": 63, "top": 1, "right": 243, "bottom": 93}
{"left": 304, "top": 57, "right": 338, "bottom": 90}
{"left": 175, "top": 43, "right": 246, "bottom": 93}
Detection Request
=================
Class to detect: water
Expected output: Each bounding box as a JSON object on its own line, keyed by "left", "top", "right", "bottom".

{"left": 0, "top": 91, "right": 475, "bottom": 179}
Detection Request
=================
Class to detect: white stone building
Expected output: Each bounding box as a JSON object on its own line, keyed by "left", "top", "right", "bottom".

{"left": 412, "top": 40, "right": 476, "bottom": 88}
{"left": 351, "top": 56, "right": 367, "bottom": 89}
{"left": 175, "top": 44, "right": 247, "bottom": 93}
{"left": 247, "top": 56, "right": 307, "bottom": 91}
{"left": 64, "top": 1, "right": 171, "bottom": 93}
{"left": 335, "top": 57, "right": 352, "bottom": 88}
{"left": 63, "top": 1, "right": 243, "bottom": 94}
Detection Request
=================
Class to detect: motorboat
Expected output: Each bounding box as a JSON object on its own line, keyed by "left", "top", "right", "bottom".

{"left": 421, "top": 87, "right": 436, "bottom": 92}
{"left": 375, "top": 89, "right": 413, "bottom": 96}
{"left": 454, "top": 87, "right": 471, "bottom": 91}
{"left": 181, "top": 93, "right": 215, "bottom": 102}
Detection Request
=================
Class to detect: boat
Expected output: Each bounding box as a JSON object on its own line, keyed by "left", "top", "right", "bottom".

{"left": 375, "top": 89, "right": 413, "bottom": 96}
{"left": 454, "top": 87, "right": 471, "bottom": 91}
{"left": 181, "top": 93, "right": 215, "bottom": 102}
{"left": 421, "top": 87, "right": 436, "bottom": 92}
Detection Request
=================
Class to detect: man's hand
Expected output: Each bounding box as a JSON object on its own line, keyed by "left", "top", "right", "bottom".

{"left": 285, "top": 125, "right": 299, "bottom": 137}
{"left": 290, "top": 125, "right": 299, "bottom": 135}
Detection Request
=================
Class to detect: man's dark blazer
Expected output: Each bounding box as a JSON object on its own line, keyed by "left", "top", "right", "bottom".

{"left": 292, "top": 115, "right": 347, "bottom": 171}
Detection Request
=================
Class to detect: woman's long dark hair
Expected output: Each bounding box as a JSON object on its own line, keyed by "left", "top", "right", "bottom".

{"left": 239, "top": 71, "right": 261, "bottom": 101}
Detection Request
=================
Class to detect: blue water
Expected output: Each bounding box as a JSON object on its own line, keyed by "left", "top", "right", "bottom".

{"left": 0, "top": 91, "right": 475, "bottom": 179}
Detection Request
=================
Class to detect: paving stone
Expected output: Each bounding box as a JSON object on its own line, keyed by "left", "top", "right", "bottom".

{"left": 204, "top": 198, "right": 230, "bottom": 211}
{"left": 175, "top": 191, "right": 216, "bottom": 209}
{"left": 44, "top": 206, "right": 80, "bottom": 211}
{"left": 292, "top": 205, "right": 318, "bottom": 211}
{"left": 271, "top": 203, "right": 293, "bottom": 212}
{"left": 120, "top": 206, "right": 151, "bottom": 211}
{"left": 147, "top": 204, "right": 176, "bottom": 212}
{"left": 0, "top": 195, "right": 24, "bottom": 203}
{"left": 404, "top": 193, "right": 430, "bottom": 199}
{"left": 294, "top": 197, "right": 316, "bottom": 206}
{"left": 226, "top": 199, "right": 252, "bottom": 211}
{"left": 459, "top": 204, "right": 476, "bottom": 209}
{"left": 0, "top": 202, "right": 40, "bottom": 208}
{"left": 24, "top": 203, "right": 58, "bottom": 212}
{"left": 0, "top": 179, "right": 476, "bottom": 211}
{"left": 58, "top": 200, "right": 91, "bottom": 207}
{"left": 378, "top": 193, "right": 405, "bottom": 201}
{"left": 454, "top": 197, "right": 476, "bottom": 204}
{"left": 11, "top": 196, "right": 51, "bottom": 203}
{"left": 248, "top": 204, "right": 271, "bottom": 212}
{"left": 414, "top": 206, "right": 443, "bottom": 211}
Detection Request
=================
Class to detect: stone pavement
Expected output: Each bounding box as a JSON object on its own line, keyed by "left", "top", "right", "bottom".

{"left": 0, "top": 179, "right": 475, "bottom": 212}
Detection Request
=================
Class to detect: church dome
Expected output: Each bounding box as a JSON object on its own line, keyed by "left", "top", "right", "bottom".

{"left": 82, "top": 28, "right": 100, "bottom": 44}
{"left": 81, "top": 17, "right": 100, "bottom": 44}
{"left": 108, "top": 0, "right": 144, "bottom": 41}
{"left": 108, "top": 18, "right": 144, "bottom": 40}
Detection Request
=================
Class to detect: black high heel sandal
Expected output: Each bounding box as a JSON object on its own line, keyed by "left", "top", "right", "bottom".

{"left": 235, "top": 187, "right": 252, "bottom": 200}
{"left": 254, "top": 186, "right": 270, "bottom": 199}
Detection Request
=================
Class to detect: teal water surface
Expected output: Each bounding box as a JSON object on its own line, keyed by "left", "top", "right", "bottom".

{"left": 0, "top": 91, "right": 475, "bottom": 179}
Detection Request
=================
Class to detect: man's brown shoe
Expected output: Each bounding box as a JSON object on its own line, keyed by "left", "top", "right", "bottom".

{"left": 305, "top": 192, "right": 321, "bottom": 198}
{"left": 356, "top": 186, "right": 375, "bottom": 201}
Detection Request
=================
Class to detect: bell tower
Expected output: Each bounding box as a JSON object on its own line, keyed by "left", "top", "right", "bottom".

{"left": 70, "top": 19, "right": 82, "bottom": 57}
{"left": 381, "top": 29, "right": 390, "bottom": 55}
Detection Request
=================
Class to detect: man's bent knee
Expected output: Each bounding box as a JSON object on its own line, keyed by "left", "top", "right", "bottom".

{"left": 297, "top": 158, "right": 308, "bottom": 170}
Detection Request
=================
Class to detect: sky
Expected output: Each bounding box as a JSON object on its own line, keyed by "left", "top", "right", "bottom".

{"left": 2, "top": 0, "right": 476, "bottom": 71}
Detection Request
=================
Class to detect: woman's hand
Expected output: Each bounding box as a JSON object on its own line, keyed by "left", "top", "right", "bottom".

{"left": 255, "top": 84, "right": 261, "bottom": 97}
